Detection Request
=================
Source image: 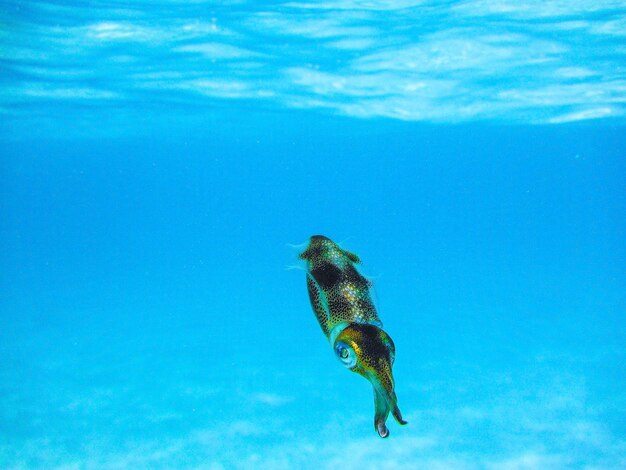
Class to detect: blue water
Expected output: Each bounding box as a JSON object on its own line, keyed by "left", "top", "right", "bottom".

{"left": 1, "top": 2, "right": 625, "bottom": 469}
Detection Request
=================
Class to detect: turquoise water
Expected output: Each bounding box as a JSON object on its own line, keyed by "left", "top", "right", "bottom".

{"left": 1, "top": 2, "right": 625, "bottom": 469}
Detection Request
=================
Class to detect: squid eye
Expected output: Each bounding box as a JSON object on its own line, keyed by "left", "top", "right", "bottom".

{"left": 334, "top": 341, "right": 357, "bottom": 369}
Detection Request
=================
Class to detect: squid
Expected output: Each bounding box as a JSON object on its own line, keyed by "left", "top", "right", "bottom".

{"left": 299, "top": 235, "right": 407, "bottom": 438}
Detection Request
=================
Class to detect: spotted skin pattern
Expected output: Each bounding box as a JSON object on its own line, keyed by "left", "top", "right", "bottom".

{"left": 300, "top": 235, "right": 407, "bottom": 438}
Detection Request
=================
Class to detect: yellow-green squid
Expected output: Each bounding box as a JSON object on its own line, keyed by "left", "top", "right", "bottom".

{"left": 300, "top": 235, "right": 407, "bottom": 438}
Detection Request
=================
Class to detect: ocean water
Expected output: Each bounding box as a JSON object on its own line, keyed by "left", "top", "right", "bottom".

{"left": 1, "top": 1, "right": 625, "bottom": 469}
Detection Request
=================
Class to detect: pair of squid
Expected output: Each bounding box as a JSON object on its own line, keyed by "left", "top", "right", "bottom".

{"left": 299, "top": 235, "right": 406, "bottom": 438}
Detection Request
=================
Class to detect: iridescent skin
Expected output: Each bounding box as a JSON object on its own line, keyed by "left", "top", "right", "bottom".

{"left": 300, "top": 235, "right": 407, "bottom": 438}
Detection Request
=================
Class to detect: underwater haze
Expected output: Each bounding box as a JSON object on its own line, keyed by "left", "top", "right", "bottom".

{"left": 1, "top": 1, "right": 625, "bottom": 469}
